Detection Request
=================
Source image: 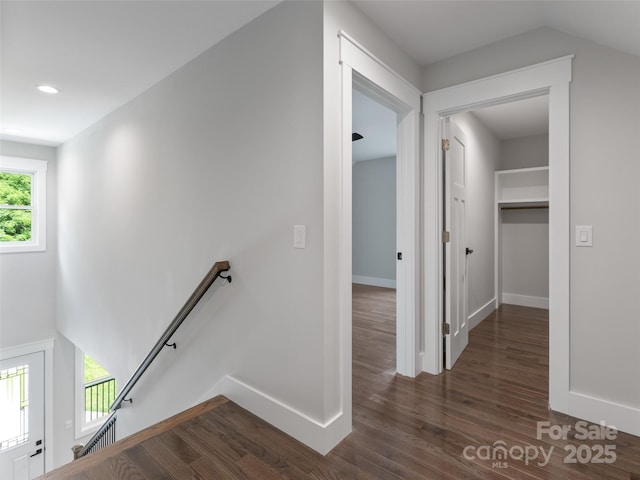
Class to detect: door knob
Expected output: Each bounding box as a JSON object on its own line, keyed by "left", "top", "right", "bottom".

{"left": 466, "top": 247, "right": 474, "bottom": 255}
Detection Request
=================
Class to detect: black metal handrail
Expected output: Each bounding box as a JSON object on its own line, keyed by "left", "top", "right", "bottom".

{"left": 74, "top": 260, "right": 231, "bottom": 459}
{"left": 111, "top": 260, "right": 231, "bottom": 410}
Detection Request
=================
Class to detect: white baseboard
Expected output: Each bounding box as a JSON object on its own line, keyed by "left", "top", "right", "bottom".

{"left": 501, "top": 292, "right": 549, "bottom": 309}
{"left": 352, "top": 275, "right": 396, "bottom": 289}
{"left": 210, "top": 375, "right": 350, "bottom": 455}
{"left": 468, "top": 298, "right": 496, "bottom": 330}
{"left": 569, "top": 391, "right": 640, "bottom": 437}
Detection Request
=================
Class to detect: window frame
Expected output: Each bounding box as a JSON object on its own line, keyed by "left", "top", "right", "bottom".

{"left": 0, "top": 156, "right": 47, "bottom": 253}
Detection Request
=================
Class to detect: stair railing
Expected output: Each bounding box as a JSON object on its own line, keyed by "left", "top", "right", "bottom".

{"left": 73, "top": 260, "right": 231, "bottom": 459}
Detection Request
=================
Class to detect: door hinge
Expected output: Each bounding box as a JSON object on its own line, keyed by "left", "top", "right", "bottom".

{"left": 442, "top": 231, "right": 450, "bottom": 243}
{"left": 443, "top": 323, "right": 450, "bottom": 335}
{"left": 442, "top": 138, "right": 450, "bottom": 151}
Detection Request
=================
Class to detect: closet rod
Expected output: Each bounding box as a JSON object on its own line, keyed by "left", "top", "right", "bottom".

{"left": 500, "top": 205, "right": 549, "bottom": 210}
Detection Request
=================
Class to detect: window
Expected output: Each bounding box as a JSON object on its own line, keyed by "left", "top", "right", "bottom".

{"left": 0, "top": 156, "right": 47, "bottom": 253}
{"left": 0, "top": 363, "right": 30, "bottom": 450}
{"left": 75, "top": 350, "right": 116, "bottom": 438}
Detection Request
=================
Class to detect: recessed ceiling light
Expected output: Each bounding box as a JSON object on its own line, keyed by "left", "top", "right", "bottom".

{"left": 3, "top": 128, "right": 24, "bottom": 135}
{"left": 36, "top": 84, "right": 59, "bottom": 94}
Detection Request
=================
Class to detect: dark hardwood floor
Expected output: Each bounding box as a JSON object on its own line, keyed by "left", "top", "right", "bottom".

{"left": 42, "top": 284, "right": 640, "bottom": 479}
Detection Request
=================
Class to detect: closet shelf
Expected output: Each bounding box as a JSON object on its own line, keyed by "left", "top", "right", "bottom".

{"left": 495, "top": 166, "right": 549, "bottom": 205}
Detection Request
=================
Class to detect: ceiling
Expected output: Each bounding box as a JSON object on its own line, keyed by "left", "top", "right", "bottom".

{"left": 0, "top": 1, "right": 280, "bottom": 146}
{"left": 353, "top": 91, "right": 549, "bottom": 164}
{"left": 472, "top": 95, "right": 549, "bottom": 141}
{"left": 353, "top": 0, "right": 640, "bottom": 66}
{"left": 352, "top": 89, "right": 396, "bottom": 163}
{"left": 1, "top": 1, "right": 638, "bottom": 147}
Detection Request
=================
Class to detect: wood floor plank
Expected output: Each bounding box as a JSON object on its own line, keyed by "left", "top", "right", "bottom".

{"left": 236, "top": 453, "right": 287, "bottom": 479}
{"left": 123, "top": 444, "right": 176, "bottom": 480}
{"left": 140, "top": 435, "right": 198, "bottom": 480}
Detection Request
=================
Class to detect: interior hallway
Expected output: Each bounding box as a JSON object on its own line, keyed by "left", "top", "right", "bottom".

{"left": 348, "top": 284, "right": 640, "bottom": 479}
{"left": 40, "top": 285, "right": 640, "bottom": 479}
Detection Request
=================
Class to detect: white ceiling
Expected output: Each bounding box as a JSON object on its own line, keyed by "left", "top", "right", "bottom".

{"left": 472, "top": 95, "right": 549, "bottom": 141}
{"left": 0, "top": 1, "right": 281, "bottom": 146}
{"left": 354, "top": 92, "right": 549, "bottom": 164}
{"left": 353, "top": 0, "right": 640, "bottom": 66}
{"left": 1, "top": 1, "right": 638, "bottom": 147}
{"left": 352, "top": 89, "right": 397, "bottom": 163}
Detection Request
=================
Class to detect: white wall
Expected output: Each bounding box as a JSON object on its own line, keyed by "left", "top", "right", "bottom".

{"left": 0, "top": 140, "right": 57, "bottom": 347}
{"left": 352, "top": 156, "right": 396, "bottom": 287}
{"left": 57, "top": 0, "right": 328, "bottom": 446}
{"left": 500, "top": 134, "right": 549, "bottom": 307}
{"left": 325, "top": 2, "right": 421, "bottom": 90}
{"left": 423, "top": 27, "right": 640, "bottom": 417}
{"left": 499, "top": 134, "right": 548, "bottom": 170}
{"left": 501, "top": 209, "right": 549, "bottom": 305}
{"left": 451, "top": 113, "right": 500, "bottom": 328}
{"left": 0, "top": 140, "right": 80, "bottom": 468}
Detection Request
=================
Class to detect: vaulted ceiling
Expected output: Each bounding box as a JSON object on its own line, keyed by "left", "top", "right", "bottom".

{"left": 1, "top": 1, "right": 638, "bottom": 146}
{"left": 354, "top": 0, "right": 640, "bottom": 66}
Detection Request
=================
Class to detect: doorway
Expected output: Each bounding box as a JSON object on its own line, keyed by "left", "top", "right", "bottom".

{"left": 0, "top": 351, "right": 45, "bottom": 479}
{"left": 442, "top": 94, "right": 551, "bottom": 369}
{"left": 338, "top": 32, "right": 422, "bottom": 393}
{"left": 423, "top": 55, "right": 572, "bottom": 413}
{"left": 352, "top": 86, "right": 398, "bottom": 374}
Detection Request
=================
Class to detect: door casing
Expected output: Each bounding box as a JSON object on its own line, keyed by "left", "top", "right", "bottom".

{"left": 337, "top": 31, "right": 422, "bottom": 440}
{"left": 422, "top": 55, "right": 573, "bottom": 414}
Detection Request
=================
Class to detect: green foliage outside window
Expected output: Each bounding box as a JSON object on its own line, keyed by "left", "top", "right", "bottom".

{"left": 0, "top": 172, "right": 32, "bottom": 242}
{"left": 84, "top": 355, "right": 110, "bottom": 383}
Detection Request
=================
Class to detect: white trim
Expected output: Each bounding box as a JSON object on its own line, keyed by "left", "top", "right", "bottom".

{"left": 338, "top": 31, "right": 421, "bottom": 384}
{"left": 338, "top": 31, "right": 420, "bottom": 100}
{"left": 0, "top": 339, "right": 55, "bottom": 473}
{"left": 0, "top": 339, "right": 54, "bottom": 361}
{"left": 352, "top": 275, "right": 396, "bottom": 289}
{"left": 214, "top": 375, "right": 345, "bottom": 455}
{"left": 569, "top": 391, "right": 640, "bottom": 438}
{"left": 0, "top": 156, "right": 48, "bottom": 254}
{"left": 501, "top": 293, "right": 549, "bottom": 310}
{"left": 423, "top": 56, "right": 572, "bottom": 416}
{"left": 468, "top": 298, "right": 496, "bottom": 330}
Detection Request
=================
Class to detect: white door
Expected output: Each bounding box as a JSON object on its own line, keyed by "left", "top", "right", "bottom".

{"left": 0, "top": 352, "right": 45, "bottom": 480}
{"left": 443, "top": 118, "right": 470, "bottom": 369}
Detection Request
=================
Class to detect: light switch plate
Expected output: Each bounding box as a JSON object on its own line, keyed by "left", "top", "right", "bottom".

{"left": 294, "top": 225, "right": 306, "bottom": 249}
{"left": 575, "top": 225, "right": 592, "bottom": 247}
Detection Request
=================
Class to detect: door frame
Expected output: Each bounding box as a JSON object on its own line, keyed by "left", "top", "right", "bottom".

{"left": 338, "top": 30, "right": 422, "bottom": 385}
{"left": 422, "top": 55, "right": 573, "bottom": 414}
{"left": 1, "top": 339, "right": 54, "bottom": 473}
